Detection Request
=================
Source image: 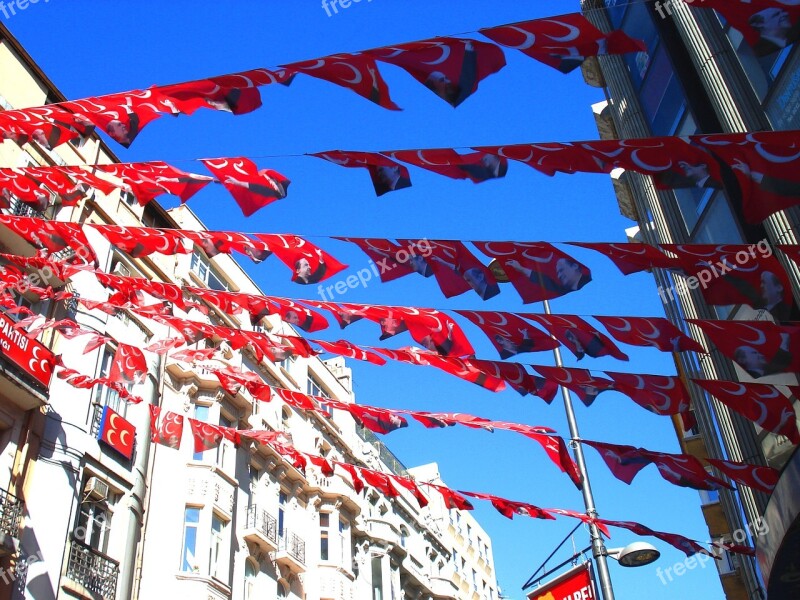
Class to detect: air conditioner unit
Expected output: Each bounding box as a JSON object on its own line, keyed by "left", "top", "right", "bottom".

{"left": 112, "top": 262, "right": 131, "bottom": 277}
{"left": 83, "top": 477, "right": 109, "bottom": 501}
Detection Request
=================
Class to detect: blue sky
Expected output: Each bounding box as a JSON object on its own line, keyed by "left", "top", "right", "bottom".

{"left": 5, "top": 1, "right": 728, "bottom": 598}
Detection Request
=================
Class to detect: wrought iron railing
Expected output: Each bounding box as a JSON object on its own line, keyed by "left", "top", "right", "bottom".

{"left": 278, "top": 530, "right": 306, "bottom": 565}
{"left": 0, "top": 488, "right": 23, "bottom": 537}
{"left": 7, "top": 195, "right": 45, "bottom": 219}
{"left": 354, "top": 425, "right": 408, "bottom": 476}
{"left": 246, "top": 505, "right": 277, "bottom": 544}
{"left": 65, "top": 537, "right": 119, "bottom": 598}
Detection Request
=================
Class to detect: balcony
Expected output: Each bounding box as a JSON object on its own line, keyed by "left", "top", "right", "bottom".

{"left": 63, "top": 538, "right": 119, "bottom": 599}
{"left": 0, "top": 488, "right": 22, "bottom": 556}
{"left": 275, "top": 530, "right": 306, "bottom": 573}
{"left": 243, "top": 506, "right": 278, "bottom": 552}
{"left": 354, "top": 425, "right": 407, "bottom": 476}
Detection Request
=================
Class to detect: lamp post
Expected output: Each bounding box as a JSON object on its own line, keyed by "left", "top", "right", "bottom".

{"left": 542, "top": 296, "right": 617, "bottom": 600}
{"left": 489, "top": 260, "right": 660, "bottom": 598}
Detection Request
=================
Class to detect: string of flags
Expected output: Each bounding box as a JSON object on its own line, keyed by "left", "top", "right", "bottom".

{"left": 0, "top": 12, "right": 644, "bottom": 150}
{"left": 2, "top": 129, "right": 800, "bottom": 224}
{"left": 6, "top": 267, "right": 799, "bottom": 454}
{"left": 1, "top": 216, "right": 799, "bottom": 330}
{"left": 144, "top": 402, "right": 756, "bottom": 559}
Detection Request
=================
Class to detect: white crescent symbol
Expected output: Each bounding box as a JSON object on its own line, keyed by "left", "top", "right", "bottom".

{"left": 739, "top": 325, "right": 767, "bottom": 346}
{"left": 556, "top": 368, "right": 574, "bottom": 384}
{"left": 415, "top": 151, "right": 443, "bottom": 166}
{"left": 610, "top": 243, "right": 647, "bottom": 256}
{"left": 751, "top": 467, "right": 775, "bottom": 492}
{"left": 501, "top": 26, "right": 537, "bottom": 50}
{"left": 639, "top": 320, "right": 662, "bottom": 340}
{"left": 379, "top": 47, "right": 406, "bottom": 58}
{"left": 333, "top": 62, "right": 363, "bottom": 85}
{"left": 582, "top": 144, "right": 625, "bottom": 159}
{"left": 631, "top": 149, "right": 673, "bottom": 173}
{"left": 233, "top": 161, "right": 250, "bottom": 176}
{"left": 543, "top": 19, "right": 581, "bottom": 43}
{"left": 604, "top": 317, "right": 632, "bottom": 333}
{"left": 119, "top": 429, "right": 131, "bottom": 446}
{"left": 495, "top": 146, "right": 535, "bottom": 163}
{"left": 697, "top": 135, "right": 736, "bottom": 147}
{"left": 747, "top": 138, "right": 800, "bottom": 164}
{"left": 302, "top": 59, "right": 327, "bottom": 70}
{"left": 478, "top": 242, "right": 517, "bottom": 257}
{"left": 489, "top": 312, "right": 508, "bottom": 327}
{"left": 521, "top": 250, "right": 554, "bottom": 264}
{"left": 421, "top": 43, "right": 451, "bottom": 65}
{"left": 320, "top": 153, "right": 351, "bottom": 166}
{"left": 753, "top": 399, "right": 770, "bottom": 428}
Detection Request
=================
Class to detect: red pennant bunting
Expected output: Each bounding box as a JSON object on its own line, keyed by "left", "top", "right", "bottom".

{"left": 108, "top": 344, "right": 148, "bottom": 385}
{"left": 474, "top": 242, "right": 592, "bottom": 303}
{"left": 480, "top": 13, "right": 644, "bottom": 73}
{"left": 201, "top": 158, "right": 290, "bottom": 217}
{"left": 284, "top": 53, "right": 399, "bottom": 110}
{"left": 693, "top": 379, "right": 800, "bottom": 444}
{"left": 688, "top": 319, "right": 800, "bottom": 378}
{"left": 526, "top": 314, "right": 628, "bottom": 361}
{"left": 367, "top": 37, "right": 505, "bottom": 107}
{"left": 594, "top": 315, "right": 706, "bottom": 354}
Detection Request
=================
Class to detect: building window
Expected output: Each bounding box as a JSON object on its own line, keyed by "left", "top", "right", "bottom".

{"left": 399, "top": 526, "right": 408, "bottom": 548}
{"left": 320, "top": 513, "right": 331, "bottom": 560}
{"left": 192, "top": 405, "right": 210, "bottom": 461}
{"left": 244, "top": 559, "right": 257, "bottom": 600}
{"left": 307, "top": 376, "right": 332, "bottom": 415}
{"left": 699, "top": 488, "right": 720, "bottom": 505}
{"left": 191, "top": 251, "right": 229, "bottom": 291}
{"left": 217, "top": 414, "right": 235, "bottom": 471}
{"left": 91, "top": 347, "right": 130, "bottom": 436}
{"left": 76, "top": 498, "right": 112, "bottom": 554}
{"left": 371, "top": 556, "right": 383, "bottom": 600}
{"left": 714, "top": 539, "right": 739, "bottom": 575}
{"left": 67, "top": 482, "right": 119, "bottom": 597}
{"left": 248, "top": 465, "right": 261, "bottom": 508}
{"left": 181, "top": 507, "right": 200, "bottom": 573}
{"left": 339, "top": 517, "right": 350, "bottom": 567}
{"left": 278, "top": 490, "right": 287, "bottom": 538}
{"left": 209, "top": 514, "right": 229, "bottom": 582}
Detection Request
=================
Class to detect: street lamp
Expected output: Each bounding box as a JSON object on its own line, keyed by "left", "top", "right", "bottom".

{"left": 489, "top": 259, "right": 658, "bottom": 599}
{"left": 606, "top": 542, "right": 661, "bottom": 567}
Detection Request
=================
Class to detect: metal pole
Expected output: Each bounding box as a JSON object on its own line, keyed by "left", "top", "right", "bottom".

{"left": 543, "top": 298, "right": 616, "bottom": 600}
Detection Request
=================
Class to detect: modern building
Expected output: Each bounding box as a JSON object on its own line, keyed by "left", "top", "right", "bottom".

{"left": 0, "top": 21, "right": 498, "bottom": 600}
{"left": 580, "top": 1, "right": 800, "bottom": 598}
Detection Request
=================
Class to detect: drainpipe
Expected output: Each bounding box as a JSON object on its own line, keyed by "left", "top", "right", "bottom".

{"left": 116, "top": 353, "right": 161, "bottom": 600}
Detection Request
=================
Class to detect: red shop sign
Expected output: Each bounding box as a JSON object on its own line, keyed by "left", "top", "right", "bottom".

{"left": 528, "top": 562, "right": 597, "bottom": 600}
{"left": 0, "top": 310, "right": 55, "bottom": 388}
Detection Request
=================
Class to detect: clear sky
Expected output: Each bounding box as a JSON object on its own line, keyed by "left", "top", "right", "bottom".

{"left": 5, "top": 1, "right": 728, "bottom": 598}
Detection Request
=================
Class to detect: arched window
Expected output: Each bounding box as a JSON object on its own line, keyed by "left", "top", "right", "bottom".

{"left": 244, "top": 560, "right": 257, "bottom": 600}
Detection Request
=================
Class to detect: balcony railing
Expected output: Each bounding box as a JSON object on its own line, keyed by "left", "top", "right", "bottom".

{"left": 65, "top": 537, "right": 119, "bottom": 599}
{"left": 354, "top": 425, "right": 408, "bottom": 476}
{"left": 278, "top": 530, "right": 306, "bottom": 565}
{"left": 246, "top": 506, "right": 277, "bottom": 545}
{"left": 6, "top": 195, "right": 46, "bottom": 220}
{"left": 0, "top": 488, "right": 23, "bottom": 537}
